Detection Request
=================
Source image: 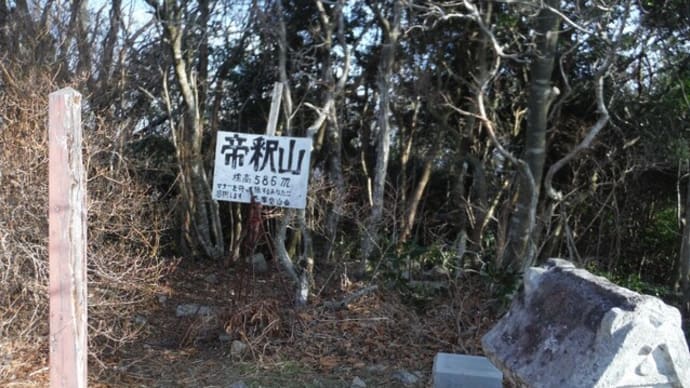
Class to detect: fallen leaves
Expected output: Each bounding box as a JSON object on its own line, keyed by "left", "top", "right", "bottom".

{"left": 318, "top": 355, "right": 339, "bottom": 370}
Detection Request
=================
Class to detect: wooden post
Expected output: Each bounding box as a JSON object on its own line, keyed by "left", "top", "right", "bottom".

{"left": 266, "top": 82, "right": 283, "bottom": 136}
{"left": 49, "top": 88, "right": 87, "bottom": 388}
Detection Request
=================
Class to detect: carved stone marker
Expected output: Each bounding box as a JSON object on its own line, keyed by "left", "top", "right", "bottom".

{"left": 482, "top": 259, "right": 690, "bottom": 388}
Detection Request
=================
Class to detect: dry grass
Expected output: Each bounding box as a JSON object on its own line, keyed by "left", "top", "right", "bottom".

{"left": 0, "top": 68, "right": 175, "bottom": 385}
{"left": 1, "top": 67, "right": 53, "bottom": 387}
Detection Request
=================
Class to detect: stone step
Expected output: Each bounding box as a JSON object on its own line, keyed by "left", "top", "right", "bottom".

{"left": 432, "top": 353, "right": 502, "bottom": 388}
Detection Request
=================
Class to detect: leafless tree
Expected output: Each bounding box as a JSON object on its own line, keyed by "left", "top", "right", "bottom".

{"left": 145, "top": 0, "right": 224, "bottom": 259}
{"left": 360, "top": 0, "right": 403, "bottom": 273}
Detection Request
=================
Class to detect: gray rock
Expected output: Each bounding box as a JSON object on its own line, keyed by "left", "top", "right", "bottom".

{"left": 227, "top": 381, "right": 248, "bottom": 388}
{"left": 175, "top": 303, "right": 213, "bottom": 317}
{"left": 157, "top": 294, "right": 168, "bottom": 304}
{"left": 204, "top": 273, "right": 219, "bottom": 284}
{"left": 351, "top": 376, "right": 366, "bottom": 388}
{"left": 392, "top": 369, "right": 419, "bottom": 385}
{"left": 133, "top": 314, "right": 147, "bottom": 325}
{"left": 218, "top": 333, "right": 232, "bottom": 342}
{"left": 366, "top": 364, "right": 387, "bottom": 373}
{"left": 250, "top": 253, "right": 268, "bottom": 273}
{"left": 230, "top": 340, "right": 247, "bottom": 357}
{"left": 482, "top": 258, "right": 690, "bottom": 388}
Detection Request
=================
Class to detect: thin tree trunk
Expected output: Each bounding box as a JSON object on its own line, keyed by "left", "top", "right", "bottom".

{"left": 458, "top": 2, "right": 490, "bottom": 266}
{"left": 360, "top": 0, "right": 402, "bottom": 273}
{"left": 678, "top": 162, "right": 690, "bottom": 314}
{"left": 272, "top": 0, "right": 351, "bottom": 304}
{"left": 467, "top": 155, "right": 489, "bottom": 247}
{"left": 199, "top": 0, "right": 210, "bottom": 112}
{"left": 325, "top": 109, "right": 346, "bottom": 261}
{"left": 399, "top": 99, "right": 421, "bottom": 214}
{"left": 273, "top": 0, "right": 304, "bottom": 304}
{"left": 503, "top": 0, "right": 560, "bottom": 273}
{"left": 399, "top": 153, "right": 435, "bottom": 243}
{"left": 224, "top": 202, "right": 243, "bottom": 267}
{"left": 275, "top": 211, "right": 299, "bottom": 283}
{"left": 151, "top": 0, "right": 224, "bottom": 259}
{"left": 395, "top": 96, "right": 425, "bottom": 249}
{"left": 69, "top": 0, "right": 91, "bottom": 80}
{"left": 96, "top": 0, "right": 121, "bottom": 108}
{"left": 454, "top": 158, "right": 469, "bottom": 274}
{"left": 316, "top": 0, "right": 350, "bottom": 263}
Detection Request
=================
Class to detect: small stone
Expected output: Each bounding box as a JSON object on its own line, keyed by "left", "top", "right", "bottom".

{"left": 157, "top": 294, "right": 168, "bottom": 304}
{"left": 228, "top": 380, "right": 248, "bottom": 388}
{"left": 204, "top": 273, "right": 219, "bottom": 284}
{"left": 366, "top": 364, "right": 386, "bottom": 373}
{"left": 392, "top": 369, "right": 419, "bottom": 385}
{"left": 175, "top": 304, "right": 213, "bottom": 317}
{"left": 133, "top": 314, "right": 147, "bottom": 325}
{"left": 230, "top": 340, "right": 247, "bottom": 357}
{"left": 351, "top": 376, "right": 366, "bottom": 388}
{"left": 250, "top": 253, "right": 268, "bottom": 273}
{"left": 218, "top": 333, "right": 232, "bottom": 342}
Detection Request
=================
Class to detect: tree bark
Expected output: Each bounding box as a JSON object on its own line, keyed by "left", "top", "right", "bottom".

{"left": 148, "top": 0, "right": 224, "bottom": 259}
{"left": 274, "top": 0, "right": 328, "bottom": 306}
{"left": 502, "top": 0, "right": 560, "bottom": 273}
{"left": 197, "top": 0, "right": 210, "bottom": 117}
{"left": 678, "top": 163, "right": 690, "bottom": 313}
{"left": 314, "top": 0, "right": 350, "bottom": 262}
{"left": 68, "top": 0, "right": 92, "bottom": 79}
{"left": 360, "top": 0, "right": 402, "bottom": 272}
{"left": 399, "top": 152, "right": 435, "bottom": 243}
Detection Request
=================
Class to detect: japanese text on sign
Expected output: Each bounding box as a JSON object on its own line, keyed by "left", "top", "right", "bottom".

{"left": 212, "top": 131, "right": 312, "bottom": 209}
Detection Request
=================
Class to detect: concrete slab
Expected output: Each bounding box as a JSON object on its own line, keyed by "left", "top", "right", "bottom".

{"left": 432, "top": 353, "right": 502, "bottom": 388}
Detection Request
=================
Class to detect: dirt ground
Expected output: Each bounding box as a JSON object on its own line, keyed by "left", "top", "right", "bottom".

{"left": 83, "top": 258, "right": 499, "bottom": 387}
{"left": 4, "top": 254, "right": 689, "bottom": 387}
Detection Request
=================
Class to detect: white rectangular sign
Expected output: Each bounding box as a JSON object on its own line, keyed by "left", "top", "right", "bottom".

{"left": 212, "top": 131, "right": 312, "bottom": 209}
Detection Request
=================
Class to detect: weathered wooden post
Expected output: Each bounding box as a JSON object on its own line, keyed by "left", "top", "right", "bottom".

{"left": 48, "top": 88, "right": 87, "bottom": 388}
{"left": 266, "top": 81, "right": 283, "bottom": 136}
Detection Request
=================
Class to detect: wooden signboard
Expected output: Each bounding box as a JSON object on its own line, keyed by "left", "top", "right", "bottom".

{"left": 212, "top": 83, "right": 313, "bottom": 209}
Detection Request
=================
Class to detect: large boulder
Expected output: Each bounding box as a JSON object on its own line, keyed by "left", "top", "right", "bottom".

{"left": 482, "top": 259, "right": 690, "bottom": 388}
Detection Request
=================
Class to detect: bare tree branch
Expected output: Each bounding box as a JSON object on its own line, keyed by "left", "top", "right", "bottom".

{"left": 544, "top": 0, "right": 634, "bottom": 202}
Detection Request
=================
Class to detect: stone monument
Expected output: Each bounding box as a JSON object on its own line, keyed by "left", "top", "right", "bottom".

{"left": 482, "top": 258, "right": 690, "bottom": 387}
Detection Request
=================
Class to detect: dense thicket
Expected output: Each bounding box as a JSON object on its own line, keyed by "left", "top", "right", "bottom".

{"left": 1, "top": 0, "right": 689, "bottom": 379}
